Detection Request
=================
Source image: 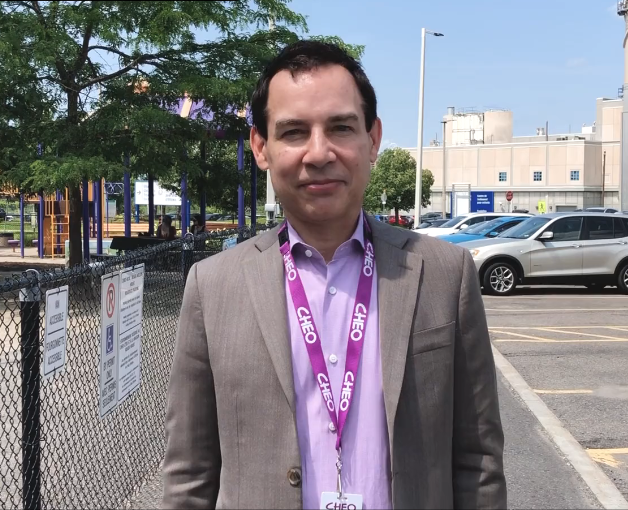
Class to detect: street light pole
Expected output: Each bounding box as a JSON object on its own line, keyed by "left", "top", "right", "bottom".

{"left": 441, "top": 120, "right": 447, "bottom": 219}
{"left": 413, "top": 29, "right": 444, "bottom": 229}
{"left": 265, "top": 15, "right": 277, "bottom": 224}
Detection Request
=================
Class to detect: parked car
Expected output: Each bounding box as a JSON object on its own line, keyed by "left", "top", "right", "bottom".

{"left": 388, "top": 215, "right": 413, "bottom": 228}
{"left": 414, "top": 212, "right": 532, "bottom": 237}
{"left": 417, "top": 218, "right": 448, "bottom": 229}
{"left": 458, "top": 212, "right": 628, "bottom": 296}
{"left": 574, "top": 207, "right": 620, "bottom": 214}
{"left": 436, "top": 216, "right": 528, "bottom": 244}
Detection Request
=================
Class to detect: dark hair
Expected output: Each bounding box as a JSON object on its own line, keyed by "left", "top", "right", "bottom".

{"left": 251, "top": 40, "right": 377, "bottom": 139}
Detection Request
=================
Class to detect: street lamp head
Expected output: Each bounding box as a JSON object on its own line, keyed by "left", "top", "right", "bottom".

{"left": 433, "top": 33, "right": 444, "bottom": 37}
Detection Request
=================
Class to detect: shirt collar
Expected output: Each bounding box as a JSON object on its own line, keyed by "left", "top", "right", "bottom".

{"left": 286, "top": 211, "right": 365, "bottom": 254}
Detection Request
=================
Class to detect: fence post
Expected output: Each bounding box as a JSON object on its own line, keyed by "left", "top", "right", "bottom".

{"left": 19, "top": 269, "right": 42, "bottom": 510}
{"left": 182, "top": 233, "right": 194, "bottom": 282}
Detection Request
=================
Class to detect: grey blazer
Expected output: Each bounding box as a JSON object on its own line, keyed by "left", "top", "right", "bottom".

{"left": 162, "top": 217, "right": 507, "bottom": 509}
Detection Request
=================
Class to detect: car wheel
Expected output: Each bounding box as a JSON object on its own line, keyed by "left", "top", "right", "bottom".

{"left": 483, "top": 262, "right": 518, "bottom": 296}
{"left": 618, "top": 265, "right": 628, "bottom": 295}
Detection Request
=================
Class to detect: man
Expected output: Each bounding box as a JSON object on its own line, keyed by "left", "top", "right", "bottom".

{"left": 162, "top": 41, "right": 506, "bottom": 509}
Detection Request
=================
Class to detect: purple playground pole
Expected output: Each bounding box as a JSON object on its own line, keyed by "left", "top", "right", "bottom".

{"left": 124, "top": 153, "right": 131, "bottom": 238}
{"left": 199, "top": 142, "right": 207, "bottom": 226}
{"left": 38, "top": 192, "right": 44, "bottom": 258}
{"left": 20, "top": 194, "right": 24, "bottom": 258}
{"left": 181, "top": 174, "right": 188, "bottom": 235}
{"left": 237, "top": 135, "right": 245, "bottom": 229}
{"left": 148, "top": 174, "right": 155, "bottom": 236}
{"left": 82, "top": 179, "right": 90, "bottom": 263}
{"left": 96, "top": 179, "right": 102, "bottom": 255}
{"left": 251, "top": 158, "right": 257, "bottom": 234}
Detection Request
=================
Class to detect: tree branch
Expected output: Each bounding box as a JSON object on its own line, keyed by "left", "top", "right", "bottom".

{"left": 87, "top": 45, "right": 132, "bottom": 61}
{"left": 74, "top": 20, "right": 94, "bottom": 74}
{"left": 79, "top": 50, "right": 178, "bottom": 89}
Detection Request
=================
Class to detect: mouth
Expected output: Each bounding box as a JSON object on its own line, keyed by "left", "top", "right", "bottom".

{"left": 300, "top": 180, "right": 345, "bottom": 193}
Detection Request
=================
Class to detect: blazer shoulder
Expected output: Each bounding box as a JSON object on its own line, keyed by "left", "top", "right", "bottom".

{"left": 406, "top": 230, "right": 469, "bottom": 275}
{"left": 193, "top": 233, "right": 261, "bottom": 277}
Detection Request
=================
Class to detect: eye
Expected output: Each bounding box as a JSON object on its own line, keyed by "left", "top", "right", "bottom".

{"left": 333, "top": 125, "right": 353, "bottom": 132}
{"left": 281, "top": 129, "right": 305, "bottom": 138}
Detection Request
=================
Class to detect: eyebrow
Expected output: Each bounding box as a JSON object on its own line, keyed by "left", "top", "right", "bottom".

{"left": 274, "top": 113, "right": 360, "bottom": 131}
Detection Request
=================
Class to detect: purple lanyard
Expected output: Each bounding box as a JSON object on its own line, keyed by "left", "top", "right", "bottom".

{"left": 278, "top": 214, "right": 375, "bottom": 451}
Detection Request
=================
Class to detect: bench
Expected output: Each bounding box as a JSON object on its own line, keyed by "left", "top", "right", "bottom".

{"left": 8, "top": 239, "right": 19, "bottom": 252}
{"left": 109, "top": 236, "right": 165, "bottom": 253}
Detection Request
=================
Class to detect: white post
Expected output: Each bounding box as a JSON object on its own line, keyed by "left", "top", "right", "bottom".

{"left": 413, "top": 28, "right": 427, "bottom": 229}
{"left": 265, "top": 15, "right": 277, "bottom": 223}
{"left": 441, "top": 121, "right": 447, "bottom": 219}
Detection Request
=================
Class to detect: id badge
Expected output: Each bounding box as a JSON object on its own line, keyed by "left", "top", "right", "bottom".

{"left": 320, "top": 491, "right": 363, "bottom": 510}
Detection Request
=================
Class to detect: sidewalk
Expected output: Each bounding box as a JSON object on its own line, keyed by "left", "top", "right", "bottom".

{"left": 0, "top": 247, "right": 66, "bottom": 271}
{"left": 128, "top": 464, "right": 163, "bottom": 509}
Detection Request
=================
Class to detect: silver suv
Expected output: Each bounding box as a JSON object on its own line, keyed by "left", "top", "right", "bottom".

{"left": 459, "top": 212, "right": 628, "bottom": 296}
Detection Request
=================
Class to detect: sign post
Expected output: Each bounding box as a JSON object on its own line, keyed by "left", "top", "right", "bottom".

{"left": 117, "top": 264, "right": 144, "bottom": 404}
{"left": 100, "top": 273, "right": 119, "bottom": 418}
{"left": 43, "top": 286, "right": 69, "bottom": 380}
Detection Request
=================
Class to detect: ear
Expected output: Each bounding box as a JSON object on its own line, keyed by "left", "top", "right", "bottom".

{"left": 250, "top": 126, "right": 269, "bottom": 170}
{"left": 368, "top": 117, "right": 383, "bottom": 163}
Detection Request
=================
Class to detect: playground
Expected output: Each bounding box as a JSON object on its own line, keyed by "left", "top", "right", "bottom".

{"left": 0, "top": 96, "right": 275, "bottom": 265}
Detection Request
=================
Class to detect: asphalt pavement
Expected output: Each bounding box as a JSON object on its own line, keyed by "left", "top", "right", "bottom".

{"left": 488, "top": 286, "right": 628, "bottom": 509}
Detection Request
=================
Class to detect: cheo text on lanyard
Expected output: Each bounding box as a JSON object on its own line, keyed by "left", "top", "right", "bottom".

{"left": 278, "top": 213, "right": 375, "bottom": 456}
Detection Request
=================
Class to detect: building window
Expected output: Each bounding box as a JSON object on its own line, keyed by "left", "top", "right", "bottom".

{"left": 570, "top": 170, "right": 580, "bottom": 181}
{"left": 498, "top": 172, "right": 507, "bottom": 182}
{"left": 533, "top": 171, "right": 543, "bottom": 182}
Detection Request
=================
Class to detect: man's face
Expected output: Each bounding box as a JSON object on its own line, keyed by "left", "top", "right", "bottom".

{"left": 251, "top": 64, "right": 382, "bottom": 224}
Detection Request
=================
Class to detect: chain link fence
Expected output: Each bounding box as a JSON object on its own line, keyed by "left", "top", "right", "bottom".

{"left": 0, "top": 226, "right": 267, "bottom": 509}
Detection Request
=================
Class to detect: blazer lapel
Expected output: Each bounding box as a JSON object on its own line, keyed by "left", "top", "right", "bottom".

{"left": 243, "top": 229, "right": 296, "bottom": 413}
{"left": 369, "top": 219, "right": 423, "bottom": 446}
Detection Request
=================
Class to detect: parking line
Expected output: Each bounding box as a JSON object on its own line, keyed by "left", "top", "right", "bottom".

{"left": 485, "top": 308, "right": 628, "bottom": 312}
{"left": 490, "top": 330, "right": 555, "bottom": 341}
{"left": 494, "top": 338, "right": 628, "bottom": 343}
{"left": 534, "top": 389, "right": 593, "bottom": 394}
{"left": 588, "top": 449, "right": 628, "bottom": 469}
{"left": 534, "top": 327, "right": 626, "bottom": 341}
{"left": 605, "top": 326, "right": 628, "bottom": 333}
{"left": 492, "top": 346, "right": 628, "bottom": 509}
{"left": 484, "top": 295, "right": 628, "bottom": 300}
{"left": 490, "top": 326, "right": 628, "bottom": 330}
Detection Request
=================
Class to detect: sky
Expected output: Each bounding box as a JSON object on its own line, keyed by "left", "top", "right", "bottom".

{"left": 285, "top": 0, "right": 625, "bottom": 150}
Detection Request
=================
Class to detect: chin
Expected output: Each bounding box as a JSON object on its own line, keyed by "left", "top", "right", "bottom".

{"left": 300, "top": 203, "right": 357, "bottom": 223}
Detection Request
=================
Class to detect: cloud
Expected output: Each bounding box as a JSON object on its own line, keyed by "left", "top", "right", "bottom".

{"left": 566, "top": 57, "right": 587, "bottom": 68}
{"left": 378, "top": 139, "right": 400, "bottom": 153}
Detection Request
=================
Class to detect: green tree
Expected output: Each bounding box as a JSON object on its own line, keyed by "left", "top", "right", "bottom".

{"left": 0, "top": 1, "right": 362, "bottom": 266}
{"left": 364, "top": 147, "right": 434, "bottom": 224}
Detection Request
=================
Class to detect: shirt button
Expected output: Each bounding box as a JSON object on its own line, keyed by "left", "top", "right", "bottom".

{"left": 304, "top": 249, "right": 313, "bottom": 258}
{"left": 328, "top": 286, "right": 337, "bottom": 295}
{"left": 329, "top": 422, "right": 337, "bottom": 433}
{"left": 287, "top": 467, "right": 302, "bottom": 487}
{"left": 329, "top": 354, "right": 338, "bottom": 364}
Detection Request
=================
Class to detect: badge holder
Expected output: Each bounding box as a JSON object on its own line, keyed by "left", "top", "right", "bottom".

{"left": 319, "top": 450, "right": 363, "bottom": 509}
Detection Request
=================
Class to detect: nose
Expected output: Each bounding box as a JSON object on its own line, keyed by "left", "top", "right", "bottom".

{"left": 302, "top": 127, "right": 336, "bottom": 169}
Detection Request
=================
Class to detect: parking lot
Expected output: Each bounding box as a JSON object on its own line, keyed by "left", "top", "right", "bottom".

{"left": 487, "top": 286, "right": 628, "bottom": 502}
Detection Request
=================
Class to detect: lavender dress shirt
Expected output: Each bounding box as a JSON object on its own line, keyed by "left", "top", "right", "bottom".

{"left": 285, "top": 214, "right": 392, "bottom": 510}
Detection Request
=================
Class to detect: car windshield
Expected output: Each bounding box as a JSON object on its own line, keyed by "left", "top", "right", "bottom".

{"left": 439, "top": 215, "right": 467, "bottom": 228}
{"left": 463, "top": 218, "right": 505, "bottom": 235}
{"left": 498, "top": 217, "right": 550, "bottom": 239}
